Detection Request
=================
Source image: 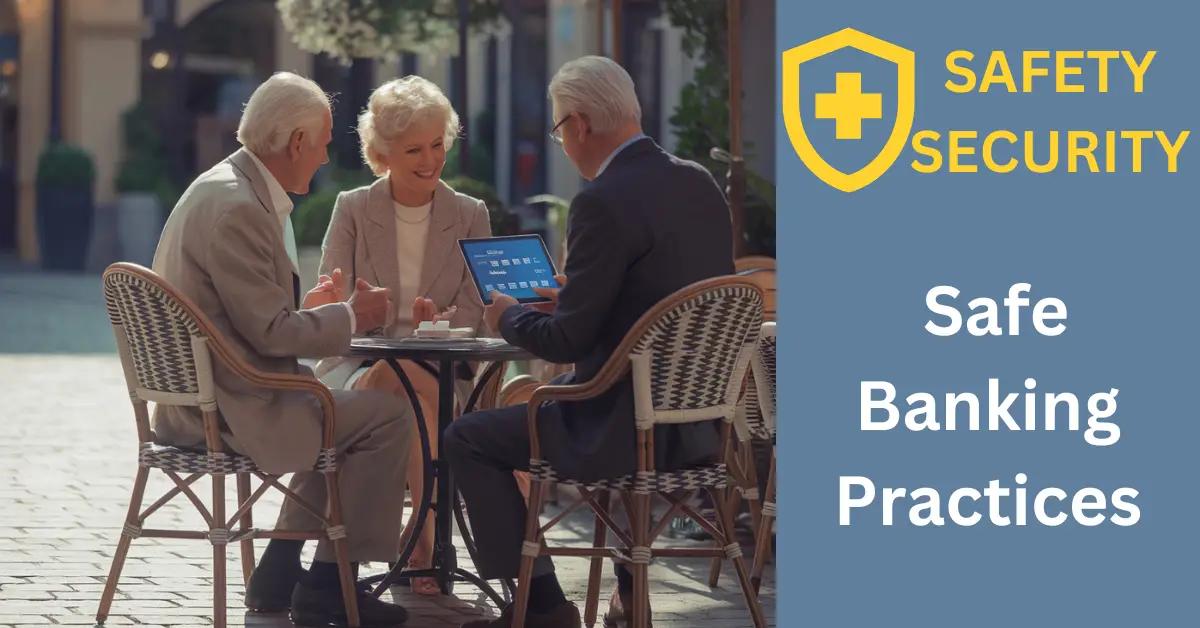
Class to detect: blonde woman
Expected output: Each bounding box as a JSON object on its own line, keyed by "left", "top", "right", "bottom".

{"left": 305, "top": 75, "right": 491, "bottom": 594}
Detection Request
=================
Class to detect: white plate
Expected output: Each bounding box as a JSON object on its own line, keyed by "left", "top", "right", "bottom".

{"left": 412, "top": 327, "right": 475, "bottom": 339}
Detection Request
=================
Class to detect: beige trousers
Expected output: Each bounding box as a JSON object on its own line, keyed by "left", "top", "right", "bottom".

{"left": 274, "top": 388, "right": 414, "bottom": 563}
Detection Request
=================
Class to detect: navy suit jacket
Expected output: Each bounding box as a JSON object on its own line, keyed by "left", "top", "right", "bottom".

{"left": 499, "top": 137, "right": 735, "bottom": 481}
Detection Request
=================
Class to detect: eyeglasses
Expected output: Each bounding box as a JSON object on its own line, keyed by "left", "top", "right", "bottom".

{"left": 548, "top": 113, "right": 572, "bottom": 145}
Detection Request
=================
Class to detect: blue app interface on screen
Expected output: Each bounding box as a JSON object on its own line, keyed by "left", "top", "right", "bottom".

{"left": 462, "top": 237, "right": 555, "bottom": 303}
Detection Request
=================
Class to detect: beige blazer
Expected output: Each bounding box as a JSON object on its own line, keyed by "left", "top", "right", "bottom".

{"left": 317, "top": 176, "right": 492, "bottom": 340}
{"left": 151, "top": 148, "right": 353, "bottom": 473}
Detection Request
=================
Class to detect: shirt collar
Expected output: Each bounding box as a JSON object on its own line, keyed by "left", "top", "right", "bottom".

{"left": 244, "top": 149, "right": 295, "bottom": 218}
{"left": 595, "top": 134, "right": 647, "bottom": 179}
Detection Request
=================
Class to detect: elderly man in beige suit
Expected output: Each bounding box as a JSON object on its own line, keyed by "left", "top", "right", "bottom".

{"left": 152, "top": 72, "right": 412, "bottom": 627}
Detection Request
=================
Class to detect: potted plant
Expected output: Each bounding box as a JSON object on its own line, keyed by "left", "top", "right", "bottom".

{"left": 443, "top": 175, "right": 517, "bottom": 236}
{"left": 277, "top": 0, "right": 504, "bottom": 65}
{"left": 35, "top": 143, "right": 95, "bottom": 271}
{"left": 114, "top": 104, "right": 174, "bottom": 266}
{"left": 291, "top": 167, "right": 375, "bottom": 286}
{"left": 526, "top": 193, "right": 569, "bottom": 264}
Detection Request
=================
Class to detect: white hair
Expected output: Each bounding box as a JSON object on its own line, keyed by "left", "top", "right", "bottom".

{"left": 358, "top": 76, "right": 460, "bottom": 176}
{"left": 236, "top": 72, "right": 331, "bottom": 156}
{"left": 548, "top": 55, "right": 641, "bottom": 134}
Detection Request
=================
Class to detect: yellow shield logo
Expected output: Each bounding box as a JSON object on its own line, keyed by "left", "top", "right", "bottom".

{"left": 782, "top": 28, "right": 915, "bottom": 193}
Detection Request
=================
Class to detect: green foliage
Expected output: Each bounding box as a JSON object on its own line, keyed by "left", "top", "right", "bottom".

{"left": 526, "top": 193, "right": 568, "bottom": 214}
{"left": 665, "top": 0, "right": 775, "bottom": 256}
{"left": 115, "top": 103, "right": 179, "bottom": 210}
{"left": 443, "top": 141, "right": 496, "bottom": 185}
{"left": 293, "top": 188, "right": 342, "bottom": 247}
{"left": 526, "top": 193, "right": 569, "bottom": 237}
{"left": 527, "top": 193, "right": 570, "bottom": 261}
{"left": 743, "top": 193, "right": 775, "bottom": 256}
{"left": 664, "top": 0, "right": 729, "bottom": 174}
{"left": 405, "top": 0, "right": 505, "bottom": 30}
{"left": 292, "top": 167, "right": 375, "bottom": 247}
{"left": 332, "top": 164, "right": 377, "bottom": 189}
{"left": 670, "top": 64, "right": 732, "bottom": 175}
{"left": 358, "top": 0, "right": 504, "bottom": 42}
{"left": 444, "top": 110, "right": 498, "bottom": 185}
{"left": 36, "top": 143, "right": 95, "bottom": 189}
{"left": 444, "top": 175, "right": 518, "bottom": 235}
{"left": 278, "top": 0, "right": 504, "bottom": 63}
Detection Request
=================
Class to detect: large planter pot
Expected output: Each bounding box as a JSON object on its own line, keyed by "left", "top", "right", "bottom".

{"left": 36, "top": 184, "right": 94, "bottom": 272}
{"left": 116, "top": 192, "right": 164, "bottom": 267}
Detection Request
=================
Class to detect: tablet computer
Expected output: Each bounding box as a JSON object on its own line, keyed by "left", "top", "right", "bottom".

{"left": 458, "top": 234, "right": 559, "bottom": 305}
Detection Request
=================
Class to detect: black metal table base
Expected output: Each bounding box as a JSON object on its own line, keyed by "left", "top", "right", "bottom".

{"left": 359, "top": 358, "right": 513, "bottom": 606}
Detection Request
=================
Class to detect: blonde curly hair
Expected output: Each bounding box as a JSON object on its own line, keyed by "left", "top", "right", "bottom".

{"left": 357, "top": 76, "right": 461, "bottom": 176}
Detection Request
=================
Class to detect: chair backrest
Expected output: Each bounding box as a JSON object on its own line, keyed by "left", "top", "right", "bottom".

{"left": 497, "top": 374, "right": 544, "bottom": 407}
{"left": 734, "top": 255, "right": 776, "bottom": 273}
{"left": 744, "top": 322, "right": 777, "bottom": 438}
{"left": 736, "top": 267, "right": 777, "bottom": 321}
{"left": 102, "top": 263, "right": 218, "bottom": 412}
{"left": 628, "top": 276, "right": 763, "bottom": 430}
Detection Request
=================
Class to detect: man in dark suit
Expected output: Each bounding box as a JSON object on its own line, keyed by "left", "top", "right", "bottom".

{"left": 444, "top": 55, "right": 734, "bottom": 628}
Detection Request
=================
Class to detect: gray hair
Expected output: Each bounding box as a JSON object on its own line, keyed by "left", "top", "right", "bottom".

{"left": 548, "top": 56, "right": 641, "bottom": 134}
{"left": 358, "top": 76, "right": 460, "bottom": 177}
{"left": 236, "top": 72, "right": 331, "bottom": 156}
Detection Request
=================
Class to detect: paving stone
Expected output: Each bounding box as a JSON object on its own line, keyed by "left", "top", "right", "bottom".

{"left": 0, "top": 272, "right": 777, "bottom": 627}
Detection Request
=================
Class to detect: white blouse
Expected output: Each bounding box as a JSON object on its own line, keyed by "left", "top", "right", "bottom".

{"left": 393, "top": 200, "right": 432, "bottom": 327}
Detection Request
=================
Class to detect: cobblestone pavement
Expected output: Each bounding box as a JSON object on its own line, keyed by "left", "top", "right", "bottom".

{"left": 0, "top": 268, "right": 775, "bottom": 627}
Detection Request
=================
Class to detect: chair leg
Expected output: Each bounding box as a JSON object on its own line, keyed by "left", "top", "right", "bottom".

{"left": 512, "top": 480, "right": 547, "bottom": 628}
{"left": 236, "top": 473, "right": 255, "bottom": 586}
{"left": 708, "top": 423, "right": 738, "bottom": 587}
{"left": 742, "top": 440, "right": 764, "bottom": 534}
{"left": 583, "top": 489, "right": 611, "bottom": 627}
{"left": 212, "top": 472, "right": 227, "bottom": 628}
{"left": 710, "top": 488, "right": 766, "bottom": 628}
{"left": 326, "top": 472, "right": 360, "bottom": 628}
{"left": 708, "top": 487, "right": 739, "bottom": 587}
{"left": 96, "top": 465, "right": 150, "bottom": 622}
{"left": 751, "top": 455, "right": 776, "bottom": 595}
{"left": 630, "top": 491, "right": 652, "bottom": 628}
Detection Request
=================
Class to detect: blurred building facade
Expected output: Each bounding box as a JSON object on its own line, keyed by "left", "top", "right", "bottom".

{"left": 0, "top": 0, "right": 774, "bottom": 265}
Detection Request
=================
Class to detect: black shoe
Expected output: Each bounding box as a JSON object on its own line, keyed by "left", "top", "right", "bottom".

{"left": 603, "top": 590, "right": 652, "bottom": 628}
{"left": 461, "top": 600, "right": 581, "bottom": 627}
{"left": 290, "top": 580, "right": 409, "bottom": 627}
{"left": 245, "top": 561, "right": 305, "bottom": 612}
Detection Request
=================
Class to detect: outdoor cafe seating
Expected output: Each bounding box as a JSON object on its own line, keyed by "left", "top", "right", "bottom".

{"left": 93, "top": 263, "right": 776, "bottom": 627}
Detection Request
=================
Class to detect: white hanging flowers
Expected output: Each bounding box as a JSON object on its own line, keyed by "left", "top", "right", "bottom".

{"left": 277, "top": 0, "right": 467, "bottom": 64}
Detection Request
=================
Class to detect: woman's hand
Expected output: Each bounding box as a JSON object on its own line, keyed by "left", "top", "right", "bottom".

{"left": 412, "top": 297, "right": 458, "bottom": 324}
{"left": 301, "top": 268, "right": 345, "bottom": 309}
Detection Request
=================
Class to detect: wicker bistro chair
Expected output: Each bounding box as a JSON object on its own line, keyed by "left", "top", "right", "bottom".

{"left": 707, "top": 321, "right": 778, "bottom": 592}
{"left": 733, "top": 255, "right": 776, "bottom": 274}
{"left": 736, "top": 266, "right": 777, "bottom": 323}
{"left": 740, "top": 323, "right": 777, "bottom": 593}
{"left": 96, "top": 263, "right": 361, "bottom": 628}
{"left": 511, "top": 276, "right": 768, "bottom": 628}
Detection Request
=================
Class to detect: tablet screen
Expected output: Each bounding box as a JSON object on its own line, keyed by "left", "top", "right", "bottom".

{"left": 458, "top": 235, "right": 558, "bottom": 305}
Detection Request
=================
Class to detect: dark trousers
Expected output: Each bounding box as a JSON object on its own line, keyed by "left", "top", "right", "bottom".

{"left": 444, "top": 403, "right": 554, "bottom": 580}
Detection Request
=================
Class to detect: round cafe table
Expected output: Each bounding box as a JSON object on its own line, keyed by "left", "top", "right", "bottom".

{"left": 347, "top": 336, "right": 532, "bottom": 605}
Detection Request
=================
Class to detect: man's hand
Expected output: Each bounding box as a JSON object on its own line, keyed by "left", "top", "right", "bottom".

{"left": 412, "top": 297, "right": 458, "bottom": 324}
{"left": 348, "top": 278, "right": 392, "bottom": 333}
{"left": 301, "top": 268, "right": 346, "bottom": 309}
{"left": 483, "top": 291, "right": 520, "bottom": 333}
{"left": 529, "top": 274, "right": 568, "bottom": 314}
